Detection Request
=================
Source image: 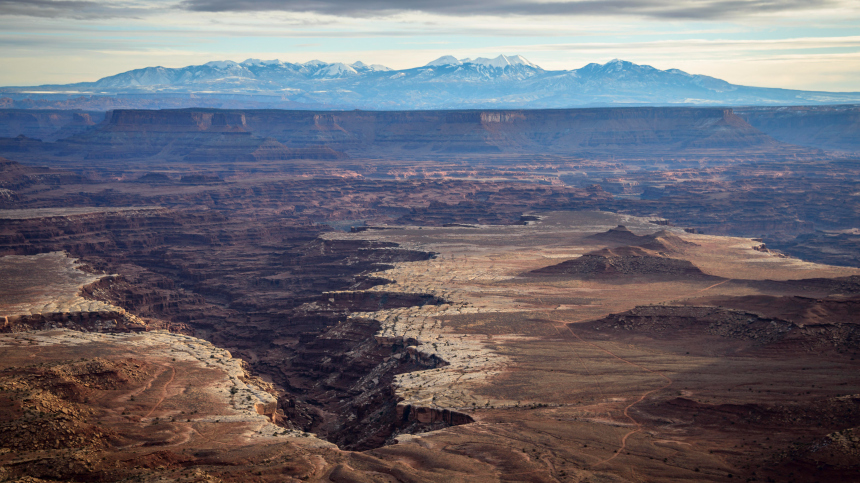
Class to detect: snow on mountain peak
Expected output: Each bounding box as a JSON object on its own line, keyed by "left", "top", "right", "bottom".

{"left": 468, "top": 54, "right": 540, "bottom": 69}
{"left": 507, "top": 55, "right": 540, "bottom": 68}
{"left": 351, "top": 61, "right": 392, "bottom": 71}
{"left": 68, "top": 56, "right": 860, "bottom": 109}
{"left": 604, "top": 59, "right": 627, "bottom": 69}
{"left": 242, "top": 59, "right": 281, "bottom": 66}
{"left": 666, "top": 68, "right": 691, "bottom": 76}
{"left": 426, "top": 55, "right": 462, "bottom": 67}
{"left": 315, "top": 62, "right": 359, "bottom": 77}
{"left": 204, "top": 60, "right": 239, "bottom": 69}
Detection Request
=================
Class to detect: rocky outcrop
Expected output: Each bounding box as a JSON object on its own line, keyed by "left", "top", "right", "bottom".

{"left": 585, "top": 224, "right": 649, "bottom": 245}
{"left": 396, "top": 403, "right": 474, "bottom": 425}
{"left": 0, "top": 250, "right": 149, "bottom": 333}
{"left": 578, "top": 303, "right": 860, "bottom": 354}
{"left": 579, "top": 305, "right": 796, "bottom": 343}
{"left": 586, "top": 225, "right": 698, "bottom": 253}
{"left": 695, "top": 293, "right": 860, "bottom": 327}
{"left": 529, "top": 245, "right": 712, "bottom": 279}
{"left": 1, "top": 310, "right": 144, "bottom": 333}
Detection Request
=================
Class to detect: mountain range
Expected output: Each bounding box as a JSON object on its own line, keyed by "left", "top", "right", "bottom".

{"left": 3, "top": 55, "right": 859, "bottom": 110}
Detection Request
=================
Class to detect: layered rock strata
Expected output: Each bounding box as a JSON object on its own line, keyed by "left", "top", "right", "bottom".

{"left": 0, "top": 251, "right": 144, "bottom": 332}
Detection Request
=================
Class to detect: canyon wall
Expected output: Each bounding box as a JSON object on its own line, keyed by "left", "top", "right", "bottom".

{"left": 6, "top": 106, "right": 855, "bottom": 162}
{"left": 0, "top": 110, "right": 105, "bottom": 141}
{"left": 106, "top": 107, "right": 778, "bottom": 155}
{"left": 0, "top": 107, "right": 786, "bottom": 166}
{"left": 736, "top": 105, "right": 860, "bottom": 152}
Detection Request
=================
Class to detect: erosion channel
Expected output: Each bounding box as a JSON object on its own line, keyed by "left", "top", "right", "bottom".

{"left": 5, "top": 209, "right": 470, "bottom": 450}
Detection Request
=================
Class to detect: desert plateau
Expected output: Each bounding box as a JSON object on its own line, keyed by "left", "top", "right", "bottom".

{"left": 0, "top": 101, "right": 857, "bottom": 483}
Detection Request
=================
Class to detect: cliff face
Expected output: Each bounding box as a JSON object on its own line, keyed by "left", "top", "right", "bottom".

{"left": 105, "top": 110, "right": 249, "bottom": 132}
{"left": 54, "top": 110, "right": 346, "bottom": 162}
{"left": 0, "top": 110, "right": 105, "bottom": 141}
{"left": 0, "top": 158, "right": 87, "bottom": 207}
{"left": 736, "top": 105, "right": 860, "bottom": 152}
{"left": 236, "top": 107, "right": 777, "bottom": 154}
{"left": 31, "top": 107, "right": 778, "bottom": 163}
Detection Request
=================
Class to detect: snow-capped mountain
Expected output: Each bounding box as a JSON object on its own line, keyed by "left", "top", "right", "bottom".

{"left": 467, "top": 54, "right": 540, "bottom": 69}
{"left": 89, "top": 58, "right": 371, "bottom": 89}
{"left": 426, "top": 54, "right": 539, "bottom": 69}
{"left": 425, "top": 55, "right": 462, "bottom": 66}
{"left": 350, "top": 61, "right": 391, "bottom": 73}
{"left": 4, "top": 55, "right": 859, "bottom": 109}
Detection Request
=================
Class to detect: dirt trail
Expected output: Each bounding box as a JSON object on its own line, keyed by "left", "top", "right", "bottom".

{"left": 687, "top": 278, "right": 731, "bottom": 297}
{"left": 565, "top": 326, "right": 673, "bottom": 467}
{"left": 545, "top": 319, "right": 608, "bottom": 403}
{"left": 143, "top": 364, "right": 176, "bottom": 419}
{"left": 547, "top": 276, "right": 731, "bottom": 466}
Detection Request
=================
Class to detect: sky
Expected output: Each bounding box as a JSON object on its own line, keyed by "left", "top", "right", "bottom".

{"left": 1, "top": 0, "right": 859, "bottom": 91}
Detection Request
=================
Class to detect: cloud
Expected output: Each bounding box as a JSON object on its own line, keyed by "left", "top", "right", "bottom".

{"left": 3, "top": 0, "right": 850, "bottom": 21}
{"left": 0, "top": 0, "right": 160, "bottom": 19}
{"left": 521, "top": 36, "right": 860, "bottom": 53}
{"left": 179, "top": 0, "right": 842, "bottom": 20}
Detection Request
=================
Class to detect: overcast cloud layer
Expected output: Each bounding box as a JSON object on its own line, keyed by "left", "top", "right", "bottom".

{"left": 180, "top": 0, "right": 837, "bottom": 21}
{"left": 0, "top": 0, "right": 849, "bottom": 21}
{"left": 0, "top": 0, "right": 166, "bottom": 18}
{"left": 0, "top": 0, "right": 858, "bottom": 91}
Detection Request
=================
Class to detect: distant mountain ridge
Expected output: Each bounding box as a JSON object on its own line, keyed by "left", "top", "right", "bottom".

{"left": 2, "top": 55, "right": 859, "bottom": 110}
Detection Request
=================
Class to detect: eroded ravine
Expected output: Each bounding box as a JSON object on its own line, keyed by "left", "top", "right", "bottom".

{"left": 6, "top": 206, "right": 860, "bottom": 483}
{"left": 2, "top": 255, "right": 473, "bottom": 455}
{"left": 0, "top": 206, "right": 496, "bottom": 452}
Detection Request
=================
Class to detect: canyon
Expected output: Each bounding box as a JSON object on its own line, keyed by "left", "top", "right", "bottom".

{"left": 0, "top": 106, "right": 859, "bottom": 482}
